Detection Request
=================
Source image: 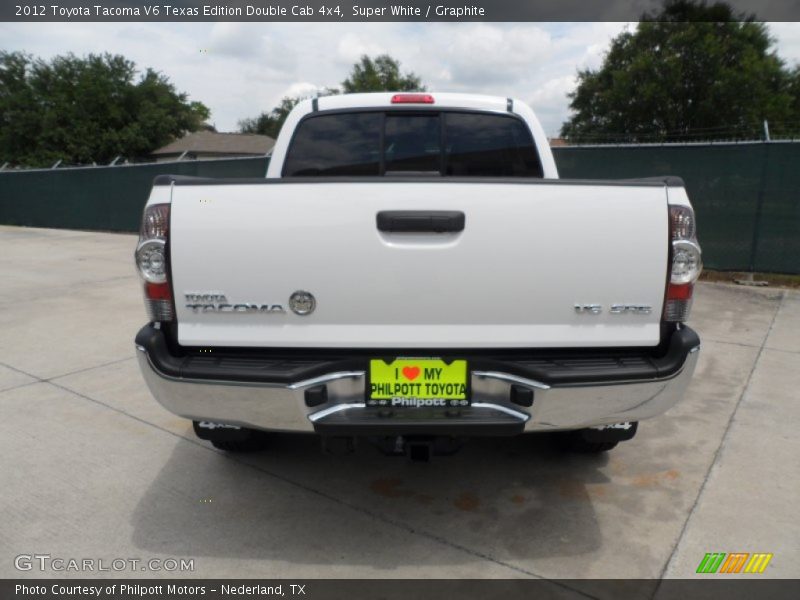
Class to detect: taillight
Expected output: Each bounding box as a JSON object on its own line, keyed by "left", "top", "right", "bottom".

{"left": 136, "top": 203, "right": 174, "bottom": 322}
{"left": 391, "top": 93, "right": 434, "bottom": 104}
{"left": 669, "top": 204, "right": 696, "bottom": 241}
{"left": 140, "top": 202, "right": 169, "bottom": 239}
{"left": 664, "top": 205, "right": 702, "bottom": 322}
{"left": 135, "top": 239, "right": 167, "bottom": 283}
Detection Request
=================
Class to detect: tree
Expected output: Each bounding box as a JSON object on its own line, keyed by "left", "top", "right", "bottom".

{"left": 239, "top": 96, "right": 300, "bottom": 139}
{"left": 341, "top": 55, "right": 425, "bottom": 93}
{"left": 239, "top": 88, "right": 340, "bottom": 138}
{"left": 789, "top": 66, "right": 800, "bottom": 121}
{"left": 239, "top": 54, "right": 425, "bottom": 138}
{"left": 0, "top": 52, "right": 209, "bottom": 167}
{"left": 560, "top": 1, "right": 799, "bottom": 143}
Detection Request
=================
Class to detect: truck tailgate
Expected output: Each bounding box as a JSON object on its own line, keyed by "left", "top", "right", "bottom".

{"left": 169, "top": 180, "right": 668, "bottom": 348}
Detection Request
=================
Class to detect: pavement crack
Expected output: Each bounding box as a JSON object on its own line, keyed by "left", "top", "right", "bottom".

{"left": 46, "top": 356, "right": 135, "bottom": 381}
{"left": 762, "top": 346, "right": 800, "bottom": 356}
{"left": 41, "top": 378, "right": 605, "bottom": 587}
{"left": 0, "top": 379, "right": 41, "bottom": 395}
{"left": 0, "top": 361, "right": 41, "bottom": 379}
{"left": 0, "top": 356, "right": 134, "bottom": 383}
{"left": 653, "top": 289, "right": 786, "bottom": 590}
{"left": 700, "top": 338, "right": 760, "bottom": 349}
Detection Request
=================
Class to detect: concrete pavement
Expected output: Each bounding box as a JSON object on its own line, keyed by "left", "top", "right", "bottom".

{"left": 0, "top": 226, "right": 797, "bottom": 589}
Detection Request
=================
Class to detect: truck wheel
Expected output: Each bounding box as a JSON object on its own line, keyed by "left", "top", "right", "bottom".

{"left": 557, "top": 422, "right": 637, "bottom": 453}
{"left": 563, "top": 436, "right": 618, "bottom": 453}
{"left": 210, "top": 437, "right": 268, "bottom": 453}
{"left": 193, "top": 421, "right": 269, "bottom": 452}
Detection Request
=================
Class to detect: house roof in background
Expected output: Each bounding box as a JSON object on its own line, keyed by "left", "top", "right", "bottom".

{"left": 152, "top": 131, "right": 275, "bottom": 156}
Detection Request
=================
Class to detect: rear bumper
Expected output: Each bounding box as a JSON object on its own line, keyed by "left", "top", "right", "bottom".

{"left": 135, "top": 324, "right": 700, "bottom": 435}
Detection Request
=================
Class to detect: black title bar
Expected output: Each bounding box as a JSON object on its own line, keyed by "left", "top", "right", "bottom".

{"left": 4, "top": 579, "right": 800, "bottom": 600}
{"left": 4, "top": 0, "right": 800, "bottom": 22}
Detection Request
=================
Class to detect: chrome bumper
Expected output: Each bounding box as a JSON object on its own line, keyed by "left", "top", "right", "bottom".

{"left": 135, "top": 340, "right": 699, "bottom": 435}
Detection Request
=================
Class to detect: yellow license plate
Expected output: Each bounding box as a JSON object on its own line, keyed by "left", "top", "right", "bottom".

{"left": 368, "top": 358, "right": 469, "bottom": 408}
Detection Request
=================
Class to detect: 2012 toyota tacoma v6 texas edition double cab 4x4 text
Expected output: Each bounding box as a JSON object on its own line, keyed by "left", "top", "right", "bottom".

{"left": 134, "top": 92, "right": 702, "bottom": 460}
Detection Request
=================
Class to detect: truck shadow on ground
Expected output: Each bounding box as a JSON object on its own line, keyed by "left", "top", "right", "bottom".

{"left": 129, "top": 431, "right": 627, "bottom": 567}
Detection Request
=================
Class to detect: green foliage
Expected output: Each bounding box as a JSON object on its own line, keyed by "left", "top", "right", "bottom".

{"left": 0, "top": 52, "right": 210, "bottom": 167}
{"left": 789, "top": 66, "right": 800, "bottom": 119}
{"left": 341, "top": 54, "right": 425, "bottom": 93}
{"left": 238, "top": 97, "right": 301, "bottom": 139}
{"left": 560, "top": 1, "right": 800, "bottom": 143}
{"left": 238, "top": 88, "right": 339, "bottom": 138}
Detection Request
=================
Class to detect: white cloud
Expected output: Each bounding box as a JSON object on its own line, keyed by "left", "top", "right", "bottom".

{"left": 770, "top": 22, "right": 800, "bottom": 66}
{"left": 1, "top": 21, "right": 797, "bottom": 137}
{"left": 531, "top": 75, "right": 577, "bottom": 105}
{"left": 431, "top": 24, "right": 553, "bottom": 86}
{"left": 281, "top": 81, "right": 322, "bottom": 99}
{"left": 336, "top": 33, "right": 386, "bottom": 64}
{"left": 209, "top": 22, "right": 263, "bottom": 57}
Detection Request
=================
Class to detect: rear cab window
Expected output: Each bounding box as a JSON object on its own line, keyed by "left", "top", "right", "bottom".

{"left": 282, "top": 110, "right": 543, "bottom": 178}
{"left": 280, "top": 112, "right": 381, "bottom": 176}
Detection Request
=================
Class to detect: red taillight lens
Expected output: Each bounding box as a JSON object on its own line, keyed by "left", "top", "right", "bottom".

{"left": 136, "top": 203, "right": 174, "bottom": 322}
{"left": 667, "top": 283, "right": 693, "bottom": 300}
{"left": 391, "top": 94, "right": 434, "bottom": 104}
{"left": 664, "top": 203, "right": 701, "bottom": 323}
{"left": 664, "top": 284, "right": 694, "bottom": 322}
{"left": 145, "top": 282, "right": 172, "bottom": 301}
{"left": 144, "top": 282, "right": 174, "bottom": 321}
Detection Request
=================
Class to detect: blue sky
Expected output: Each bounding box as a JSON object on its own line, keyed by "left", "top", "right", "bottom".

{"left": 2, "top": 22, "right": 799, "bottom": 136}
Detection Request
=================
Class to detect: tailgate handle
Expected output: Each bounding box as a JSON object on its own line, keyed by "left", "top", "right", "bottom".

{"left": 376, "top": 211, "right": 465, "bottom": 233}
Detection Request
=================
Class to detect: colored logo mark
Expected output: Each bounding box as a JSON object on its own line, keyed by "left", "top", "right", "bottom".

{"left": 696, "top": 552, "right": 773, "bottom": 574}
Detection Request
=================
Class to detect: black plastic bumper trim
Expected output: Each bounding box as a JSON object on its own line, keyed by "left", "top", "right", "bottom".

{"left": 135, "top": 324, "right": 699, "bottom": 388}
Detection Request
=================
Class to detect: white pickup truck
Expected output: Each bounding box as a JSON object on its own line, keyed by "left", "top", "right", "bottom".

{"left": 134, "top": 92, "right": 702, "bottom": 459}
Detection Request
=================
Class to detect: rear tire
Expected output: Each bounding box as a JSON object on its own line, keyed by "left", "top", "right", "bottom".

{"left": 555, "top": 423, "right": 637, "bottom": 453}
{"left": 561, "top": 435, "right": 619, "bottom": 453}
{"left": 193, "top": 421, "right": 269, "bottom": 452}
{"left": 210, "top": 437, "right": 268, "bottom": 453}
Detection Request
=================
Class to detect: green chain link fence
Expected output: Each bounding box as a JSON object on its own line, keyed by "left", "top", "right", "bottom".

{"left": 0, "top": 157, "right": 269, "bottom": 232}
{"left": 1, "top": 142, "right": 798, "bottom": 273}
{"left": 553, "top": 142, "right": 800, "bottom": 274}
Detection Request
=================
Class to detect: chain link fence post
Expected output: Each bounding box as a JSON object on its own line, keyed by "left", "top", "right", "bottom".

{"left": 736, "top": 142, "right": 770, "bottom": 286}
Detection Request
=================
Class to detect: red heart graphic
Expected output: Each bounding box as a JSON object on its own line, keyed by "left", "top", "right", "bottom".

{"left": 402, "top": 366, "right": 421, "bottom": 381}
